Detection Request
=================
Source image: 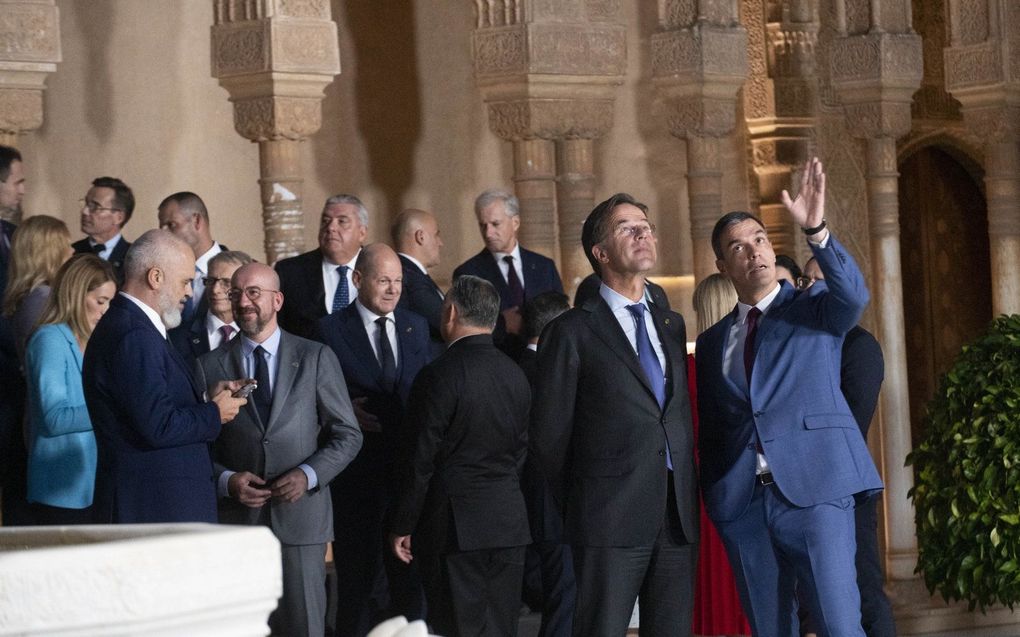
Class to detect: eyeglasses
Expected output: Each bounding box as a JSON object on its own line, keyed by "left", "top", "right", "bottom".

{"left": 79, "top": 198, "right": 122, "bottom": 214}
{"left": 615, "top": 222, "right": 657, "bottom": 239}
{"left": 228, "top": 286, "right": 279, "bottom": 302}
{"left": 202, "top": 276, "right": 232, "bottom": 289}
{"left": 795, "top": 276, "right": 816, "bottom": 290}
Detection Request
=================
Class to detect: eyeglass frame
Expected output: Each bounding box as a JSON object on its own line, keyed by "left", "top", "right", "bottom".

{"left": 614, "top": 221, "right": 657, "bottom": 240}
{"left": 202, "top": 276, "right": 233, "bottom": 290}
{"left": 79, "top": 198, "right": 123, "bottom": 214}
{"left": 227, "top": 286, "right": 281, "bottom": 302}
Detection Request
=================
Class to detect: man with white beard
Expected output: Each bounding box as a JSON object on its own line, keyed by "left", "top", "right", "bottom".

{"left": 83, "top": 229, "right": 248, "bottom": 523}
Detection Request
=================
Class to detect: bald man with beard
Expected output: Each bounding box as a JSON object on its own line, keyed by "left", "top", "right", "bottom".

{"left": 84, "top": 229, "right": 248, "bottom": 524}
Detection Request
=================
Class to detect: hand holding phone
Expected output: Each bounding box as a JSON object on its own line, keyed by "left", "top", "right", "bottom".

{"left": 233, "top": 380, "right": 258, "bottom": 398}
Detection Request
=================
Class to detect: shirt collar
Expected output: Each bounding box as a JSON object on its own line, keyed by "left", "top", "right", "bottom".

{"left": 119, "top": 291, "right": 167, "bottom": 339}
{"left": 206, "top": 312, "right": 236, "bottom": 332}
{"left": 490, "top": 242, "right": 522, "bottom": 264}
{"left": 735, "top": 281, "right": 782, "bottom": 324}
{"left": 240, "top": 326, "right": 282, "bottom": 358}
{"left": 398, "top": 252, "right": 428, "bottom": 275}
{"left": 355, "top": 298, "right": 396, "bottom": 329}
{"left": 194, "top": 242, "right": 221, "bottom": 275}
{"left": 598, "top": 282, "right": 648, "bottom": 313}
{"left": 323, "top": 248, "right": 361, "bottom": 270}
{"left": 92, "top": 233, "right": 123, "bottom": 251}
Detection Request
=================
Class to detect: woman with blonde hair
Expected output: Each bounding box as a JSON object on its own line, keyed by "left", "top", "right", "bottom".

{"left": 689, "top": 272, "right": 750, "bottom": 636}
{"left": 24, "top": 253, "right": 116, "bottom": 524}
{"left": 2, "top": 214, "right": 72, "bottom": 362}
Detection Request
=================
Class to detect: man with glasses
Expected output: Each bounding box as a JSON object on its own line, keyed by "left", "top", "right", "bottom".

{"left": 73, "top": 176, "right": 135, "bottom": 284}
{"left": 196, "top": 261, "right": 363, "bottom": 637}
{"left": 531, "top": 193, "right": 698, "bottom": 636}
{"left": 169, "top": 250, "right": 252, "bottom": 369}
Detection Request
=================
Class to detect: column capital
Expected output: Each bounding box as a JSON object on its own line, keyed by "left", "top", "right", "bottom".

{"left": 829, "top": 32, "right": 923, "bottom": 139}
{"left": 0, "top": 0, "right": 61, "bottom": 137}
{"left": 486, "top": 98, "right": 614, "bottom": 142}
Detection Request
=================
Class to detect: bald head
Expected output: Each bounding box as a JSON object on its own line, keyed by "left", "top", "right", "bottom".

{"left": 231, "top": 262, "right": 283, "bottom": 342}
{"left": 391, "top": 208, "right": 442, "bottom": 269}
{"left": 354, "top": 243, "right": 403, "bottom": 316}
{"left": 122, "top": 229, "right": 195, "bottom": 328}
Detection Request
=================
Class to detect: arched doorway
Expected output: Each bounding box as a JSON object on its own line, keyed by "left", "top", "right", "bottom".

{"left": 898, "top": 146, "right": 991, "bottom": 447}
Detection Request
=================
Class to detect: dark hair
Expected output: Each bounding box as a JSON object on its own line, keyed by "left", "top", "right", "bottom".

{"left": 448, "top": 275, "right": 500, "bottom": 329}
{"left": 581, "top": 193, "right": 649, "bottom": 277}
{"left": 710, "top": 211, "right": 766, "bottom": 260}
{"left": 158, "top": 191, "right": 208, "bottom": 221}
{"left": 523, "top": 291, "right": 569, "bottom": 340}
{"left": 774, "top": 254, "right": 802, "bottom": 280}
{"left": 92, "top": 177, "right": 135, "bottom": 224}
{"left": 0, "top": 146, "right": 21, "bottom": 182}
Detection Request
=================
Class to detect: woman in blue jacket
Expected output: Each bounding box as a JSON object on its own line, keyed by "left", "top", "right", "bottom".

{"left": 25, "top": 254, "right": 115, "bottom": 524}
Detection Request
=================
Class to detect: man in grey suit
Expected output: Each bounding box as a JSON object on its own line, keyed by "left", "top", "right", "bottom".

{"left": 195, "top": 262, "right": 363, "bottom": 637}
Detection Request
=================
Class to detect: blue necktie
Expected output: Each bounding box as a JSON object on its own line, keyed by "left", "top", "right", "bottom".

{"left": 627, "top": 303, "right": 671, "bottom": 469}
{"left": 252, "top": 345, "right": 272, "bottom": 426}
{"left": 332, "top": 265, "right": 349, "bottom": 313}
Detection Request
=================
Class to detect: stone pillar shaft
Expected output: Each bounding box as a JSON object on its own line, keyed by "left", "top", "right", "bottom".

{"left": 556, "top": 138, "right": 596, "bottom": 291}
{"left": 984, "top": 140, "right": 1020, "bottom": 316}
{"left": 512, "top": 139, "right": 558, "bottom": 262}
{"left": 257, "top": 140, "right": 304, "bottom": 265}
{"left": 866, "top": 136, "right": 916, "bottom": 580}
{"left": 686, "top": 136, "right": 724, "bottom": 281}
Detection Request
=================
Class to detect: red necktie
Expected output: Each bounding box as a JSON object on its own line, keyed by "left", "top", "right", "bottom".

{"left": 744, "top": 307, "right": 762, "bottom": 384}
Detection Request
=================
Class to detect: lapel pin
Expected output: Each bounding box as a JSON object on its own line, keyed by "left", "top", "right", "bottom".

{"left": 664, "top": 318, "right": 670, "bottom": 326}
{"left": 292, "top": 361, "right": 299, "bottom": 368}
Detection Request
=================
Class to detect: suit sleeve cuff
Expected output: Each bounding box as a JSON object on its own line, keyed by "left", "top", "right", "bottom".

{"left": 299, "top": 463, "right": 318, "bottom": 491}
{"left": 218, "top": 471, "right": 235, "bottom": 499}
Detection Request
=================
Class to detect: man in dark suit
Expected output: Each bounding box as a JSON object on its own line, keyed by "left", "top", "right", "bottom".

{"left": 0, "top": 145, "right": 25, "bottom": 224}
{"left": 169, "top": 250, "right": 251, "bottom": 370}
{"left": 316, "top": 243, "right": 431, "bottom": 636}
{"left": 276, "top": 194, "right": 368, "bottom": 339}
{"left": 520, "top": 291, "right": 575, "bottom": 637}
{"left": 196, "top": 261, "right": 363, "bottom": 637}
{"left": 695, "top": 159, "right": 883, "bottom": 636}
{"left": 453, "top": 189, "right": 563, "bottom": 355}
{"left": 573, "top": 272, "right": 671, "bottom": 310}
{"left": 389, "top": 275, "right": 532, "bottom": 637}
{"left": 73, "top": 176, "right": 134, "bottom": 284}
{"left": 800, "top": 257, "right": 894, "bottom": 637}
{"left": 158, "top": 191, "right": 229, "bottom": 323}
{"left": 392, "top": 208, "right": 445, "bottom": 354}
{"left": 531, "top": 193, "right": 698, "bottom": 636}
{"left": 83, "top": 229, "right": 247, "bottom": 523}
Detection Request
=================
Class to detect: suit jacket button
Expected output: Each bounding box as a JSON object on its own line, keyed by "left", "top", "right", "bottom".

{"left": 753, "top": 410, "right": 763, "bottom": 417}
{"left": 658, "top": 450, "right": 665, "bottom": 456}
{"left": 262, "top": 439, "right": 269, "bottom": 445}
{"left": 747, "top": 443, "right": 756, "bottom": 450}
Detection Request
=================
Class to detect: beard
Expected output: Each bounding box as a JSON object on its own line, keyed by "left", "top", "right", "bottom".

{"left": 236, "top": 307, "right": 266, "bottom": 337}
{"left": 158, "top": 289, "right": 184, "bottom": 329}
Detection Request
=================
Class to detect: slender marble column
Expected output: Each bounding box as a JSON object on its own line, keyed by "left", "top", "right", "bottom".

{"left": 686, "top": 136, "right": 724, "bottom": 281}
{"left": 512, "top": 138, "right": 559, "bottom": 262}
{"left": 257, "top": 140, "right": 305, "bottom": 264}
{"left": 984, "top": 139, "right": 1020, "bottom": 316}
{"left": 556, "top": 138, "right": 596, "bottom": 291}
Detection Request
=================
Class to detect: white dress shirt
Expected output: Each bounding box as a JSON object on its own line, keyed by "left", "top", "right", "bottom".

{"left": 490, "top": 243, "right": 525, "bottom": 289}
{"left": 355, "top": 299, "right": 399, "bottom": 368}
{"left": 321, "top": 250, "right": 360, "bottom": 314}
{"left": 598, "top": 283, "right": 666, "bottom": 374}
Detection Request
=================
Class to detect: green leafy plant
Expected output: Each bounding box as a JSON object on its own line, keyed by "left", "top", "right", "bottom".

{"left": 908, "top": 314, "right": 1020, "bottom": 611}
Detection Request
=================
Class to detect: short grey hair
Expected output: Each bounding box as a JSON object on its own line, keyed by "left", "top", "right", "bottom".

{"left": 323, "top": 194, "right": 369, "bottom": 227}
{"left": 124, "top": 229, "right": 191, "bottom": 282}
{"left": 474, "top": 189, "right": 519, "bottom": 218}
{"left": 208, "top": 250, "right": 253, "bottom": 271}
{"left": 447, "top": 275, "right": 500, "bottom": 329}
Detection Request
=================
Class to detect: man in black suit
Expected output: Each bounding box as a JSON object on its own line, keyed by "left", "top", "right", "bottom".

{"left": 276, "top": 194, "right": 368, "bottom": 339}
{"left": 531, "top": 193, "right": 698, "bottom": 636}
{"left": 0, "top": 145, "right": 25, "bottom": 225}
{"left": 800, "top": 257, "right": 894, "bottom": 637}
{"left": 573, "top": 272, "right": 672, "bottom": 310}
{"left": 316, "top": 243, "right": 432, "bottom": 636}
{"left": 520, "top": 291, "right": 575, "bottom": 637}
{"left": 389, "top": 275, "right": 532, "bottom": 637}
{"left": 453, "top": 189, "right": 563, "bottom": 355}
{"left": 392, "top": 208, "right": 445, "bottom": 354}
{"left": 158, "top": 191, "right": 229, "bottom": 323}
{"left": 169, "top": 250, "right": 251, "bottom": 370}
{"left": 73, "top": 176, "right": 134, "bottom": 284}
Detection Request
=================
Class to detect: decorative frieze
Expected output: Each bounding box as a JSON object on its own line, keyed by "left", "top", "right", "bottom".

{"left": 473, "top": 23, "right": 626, "bottom": 78}
{"left": 233, "top": 96, "right": 323, "bottom": 142}
{"left": 0, "top": 88, "right": 41, "bottom": 133}
{"left": 487, "top": 99, "right": 614, "bottom": 141}
{"left": 944, "top": 42, "right": 1002, "bottom": 91}
{"left": 0, "top": 2, "right": 60, "bottom": 61}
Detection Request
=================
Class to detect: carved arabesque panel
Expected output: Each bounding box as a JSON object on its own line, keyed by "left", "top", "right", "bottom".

{"left": 273, "top": 0, "right": 330, "bottom": 19}
{"left": 585, "top": 0, "right": 620, "bottom": 22}
{"left": 487, "top": 99, "right": 614, "bottom": 140}
{"left": 233, "top": 96, "right": 323, "bottom": 141}
{"left": 272, "top": 21, "right": 338, "bottom": 72}
{"left": 845, "top": 0, "right": 871, "bottom": 35}
{"left": 0, "top": 89, "right": 42, "bottom": 134}
{"left": 662, "top": 0, "right": 697, "bottom": 29}
{"left": 528, "top": 24, "right": 626, "bottom": 76}
{"left": 742, "top": 0, "right": 773, "bottom": 119}
{"left": 473, "top": 28, "right": 527, "bottom": 76}
{"left": 0, "top": 3, "right": 59, "bottom": 62}
{"left": 213, "top": 23, "right": 269, "bottom": 76}
{"left": 944, "top": 43, "right": 1002, "bottom": 90}
{"left": 955, "top": 0, "right": 989, "bottom": 44}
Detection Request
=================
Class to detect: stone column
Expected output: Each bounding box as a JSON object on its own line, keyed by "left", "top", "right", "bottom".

{"left": 652, "top": 1, "right": 748, "bottom": 282}
{"left": 472, "top": 0, "right": 625, "bottom": 277}
{"left": 829, "top": 0, "right": 923, "bottom": 581}
{"left": 944, "top": 1, "right": 1020, "bottom": 316}
{"left": 211, "top": 0, "right": 340, "bottom": 264}
{"left": 0, "top": 0, "right": 61, "bottom": 222}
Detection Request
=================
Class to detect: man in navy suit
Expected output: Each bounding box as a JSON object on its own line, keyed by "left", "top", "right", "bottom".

{"left": 158, "top": 191, "right": 230, "bottom": 323}
{"left": 169, "top": 250, "right": 251, "bottom": 370}
{"left": 83, "top": 229, "right": 248, "bottom": 523}
{"left": 695, "top": 158, "right": 883, "bottom": 636}
{"left": 392, "top": 208, "right": 445, "bottom": 355}
{"left": 73, "top": 177, "right": 134, "bottom": 284}
{"left": 453, "top": 189, "right": 562, "bottom": 356}
{"left": 276, "top": 194, "right": 368, "bottom": 339}
{"left": 316, "top": 243, "right": 431, "bottom": 636}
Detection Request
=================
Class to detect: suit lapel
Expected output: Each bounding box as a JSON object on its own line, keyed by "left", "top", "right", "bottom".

{"left": 753, "top": 282, "right": 796, "bottom": 359}
{"left": 166, "top": 337, "right": 203, "bottom": 400}
{"left": 266, "top": 333, "right": 298, "bottom": 430}
{"left": 395, "top": 311, "right": 419, "bottom": 386}
{"left": 586, "top": 300, "right": 660, "bottom": 406}
{"left": 476, "top": 250, "right": 509, "bottom": 299}
{"left": 649, "top": 303, "right": 681, "bottom": 405}
{"left": 221, "top": 338, "right": 265, "bottom": 430}
{"left": 339, "top": 307, "right": 385, "bottom": 384}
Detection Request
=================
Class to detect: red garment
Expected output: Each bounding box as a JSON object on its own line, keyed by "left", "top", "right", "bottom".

{"left": 688, "top": 354, "right": 751, "bottom": 636}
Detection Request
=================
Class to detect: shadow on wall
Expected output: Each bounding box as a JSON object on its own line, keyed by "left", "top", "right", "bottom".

{"left": 69, "top": 0, "right": 116, "bottom": 143}
{"left": 330, "top": 0, "right": 423, "bottom": 229}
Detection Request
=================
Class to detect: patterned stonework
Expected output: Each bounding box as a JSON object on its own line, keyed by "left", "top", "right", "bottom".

{"left": 742, "top": 0, "right": 772, "bottom": 119}
{"left": 964, "top": 106, "right": 1020, "bottom": 142}
{"left": 651, "top": 27, "right": 748, "bottom": 79}
{"left": 529, "top": 24, "right": 626, "bottom": 75}
{"left": 952, "top": 0, "right": 989, "bottom": 44}
{"left": 667, "top": 98, "right": 739, "bottom": 139}
{"left": 233, "top": 96, "right": 323, "bottom": 142}
{"left": 945, "top": 43, "right": 1003, "bottom": 91}
{"left": 0, "top": 2, "right": 60, "bottom": 62}
{"left": 473, "top": 28, "right": 527, "bottom": 76}
{"left": 829, "top": 34, "right": 923, "bottom": 85}
{"left": 845, "top": 0, "right": 871, "bottom": 35}
{"left": 272, "top": 21, "right": 338, "bottom": 73}
{"left": 212, "top": 23, "right": 269, "bottom": 76}
{"left": 912, "top": 0, "right": 961, "bottom": 121}
{"left": 585, "top": 0, "right": 620, "bottom": 22}
{"left": 275, "top": 0, "right": 330, "bottom": 19}
{"left": 662, "top": 0, "right": 697, "bottom": 28}
{"left": 0, "top": 89, "right": 42, "bottom": 134}
{"left": 487, "top": 99, "right": 614, "bottom": 141}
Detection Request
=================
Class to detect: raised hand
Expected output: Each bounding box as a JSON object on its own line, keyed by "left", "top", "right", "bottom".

{"left": 781, "top": 157, "right": 826, "bottom": 230}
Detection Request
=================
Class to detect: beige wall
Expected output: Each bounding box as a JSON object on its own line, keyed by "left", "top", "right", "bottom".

{"left": 18, "top": 1, "right": 752, "bottom": 312}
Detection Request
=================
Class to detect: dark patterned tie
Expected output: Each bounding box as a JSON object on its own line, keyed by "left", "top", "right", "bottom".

{"left": 503, "top": 255, "right": 525, "bottom": 308}
{"left": 252, "top": 346, "right": 272, "bottom": 425}
{"left": 626, "top": 304, "right": 671, "bottom": 469}
{"left": 218, "top": 324, "right": 235, "bottom": 348}
{"left": 744, "top": 307, "right": 762, "bottom": 384}
{"left": 376, "top": 317, "right": 397, "bottom": 392}
{"left": 332, "top": 265, "right": 349, "bottom": 313}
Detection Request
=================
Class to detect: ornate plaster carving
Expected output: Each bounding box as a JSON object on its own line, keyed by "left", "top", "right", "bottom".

{"left": 212, "top": 23, "right": 269, "bottom": 76}
{"left": 742, "top": 0, "right": 772, "bottom": 119}
{"left": 963, "top": 106, "right": 1020, "bottom": 141}
{"left": 842, "top": 102, "right": 914, "bottom": 139}
{"left": 528, "top": 24, "right": 626, "bottom": 76}
{"left": 829, "top": 34, "right": 923, "bottom": 86}
{"left": 845, "top": 0, "right": 871, "bottom": 36}
{"left": 0, "top": 89, "right": 42, "bottom": 134}
{"left": 473, "top": 28, "right": 527, "bottom": 76}
{"left": 651, "top": 27, "right": 748, "bottom": 78}
{"left": 233, "top": 96, "right": 324, "bottom": 142}
{"left": 944, "top": 43, "right": 1003, "bottom": 91}
{"left": 274, "top": 0, "right": 331, "bottom": 19}
{"left": 272, "top": 21, "right": 338, "bottom": 73}
{"left": 662, "top": 0, "right": 697, "bottom": 29}
{"left": 954, "top": 0, "right": 989, "bottom": 45}
{"left": 666, "top": 97, "right": 739, "bottom": 138}
{"left": 585, "top": 0, "right": 620, "bottom": 22}
{"left": 487, "top": 99, "right": 614, "bottom": 140}
{"left": 0, "top": 2, "right": 60, "bottom": 62}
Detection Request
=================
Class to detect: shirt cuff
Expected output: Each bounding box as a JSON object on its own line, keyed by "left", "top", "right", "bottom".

{"left": 299, "top": 464, "right": 318, "bottom": 491}
{"left": 218, "top": 470, "right": 235, "bottom": 499}
{"left": 807, "top": 228, "right": 830, "bottom": 248}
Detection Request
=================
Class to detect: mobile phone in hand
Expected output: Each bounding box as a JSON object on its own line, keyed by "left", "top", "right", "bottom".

{"left": 233, "top": 380, "right": 257, "bottom": 398}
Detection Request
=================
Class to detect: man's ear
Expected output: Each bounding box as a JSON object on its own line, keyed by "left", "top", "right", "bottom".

{"left": 351, "top": 269, "right": 362, "bottom": 290}
{"left": 716, "top": 259, "right": 726, "bottom": 274}
{"left": 414, "top": 228, "right": 426, "bottom": 247}
{"left": 146, "top": 267, "right": 162, "bottom": 290}
{"left": 592, "top": 244, "right": 609, "bottom": 266}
